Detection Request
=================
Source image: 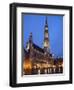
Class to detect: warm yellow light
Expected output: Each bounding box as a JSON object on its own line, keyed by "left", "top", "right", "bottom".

{"left": 58, "top": 64, "right": 62, "bottom": 67}
{"left": 53, "top": 65, "right": 56, "bottom": 68}
{"left": 33, "top": 65, "right": 36, "bottom": 69}
{"left": 23, "top": 58, "right": 32, "bottom": 70}
{"left": 25, "top": 63, "right": 31, "bottom": 69}
{"left": 37, "top": 64, "right": 40, "bottom": 68}
{"left": 47, "top": 64, "right": 51, "bottom": 68}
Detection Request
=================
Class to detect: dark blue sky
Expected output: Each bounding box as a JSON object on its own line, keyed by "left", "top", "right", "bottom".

{"left": 22, "top": 14, "right": 63, "bottom": 58}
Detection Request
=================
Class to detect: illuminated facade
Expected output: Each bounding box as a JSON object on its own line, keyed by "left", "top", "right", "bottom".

{"left": 23, "top": 17, "right": 63, "bottom": 75}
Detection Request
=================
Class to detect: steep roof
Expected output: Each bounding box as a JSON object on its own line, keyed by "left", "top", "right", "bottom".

{"left": 33, "top": 43, "right": 44, "bottom": 53}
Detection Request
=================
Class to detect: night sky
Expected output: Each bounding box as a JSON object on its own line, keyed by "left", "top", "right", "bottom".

{"left": 22, "top": 14, "right": 63, "bottom": 58}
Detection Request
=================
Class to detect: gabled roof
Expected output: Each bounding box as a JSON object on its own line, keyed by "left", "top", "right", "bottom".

{"left": 33, "top": 43, "right": 44, "bottom": 53}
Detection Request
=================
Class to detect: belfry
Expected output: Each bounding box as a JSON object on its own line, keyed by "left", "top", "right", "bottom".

{"left": 44, "top": 17, "right": 50, "bottom": 52}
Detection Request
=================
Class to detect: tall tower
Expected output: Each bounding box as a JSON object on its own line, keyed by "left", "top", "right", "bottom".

{"left": 26, "top": 32, "right": 33, "bottom": 50}
{"left": 29, "top": 32, "right": 33, "bottom": 45}
{"left": 44, "top": 17, "right": 50, "bottom": 52}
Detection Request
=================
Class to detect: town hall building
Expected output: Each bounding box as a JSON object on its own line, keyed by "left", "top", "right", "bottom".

{"left": 23, "top": 17, "right": 63, "bottom": 75}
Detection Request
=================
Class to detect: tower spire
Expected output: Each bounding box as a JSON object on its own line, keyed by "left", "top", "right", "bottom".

{"left": 45, "top": 16, "right": 47, "bottom": 24}
{"left": 43, "top": 16, "right": 50, "bottom": 52}
{"left": 26, "top": 32, "right": 33, "bottom": 50}
{"left": 29, "top": 32, "right": 32, "bottom": 43}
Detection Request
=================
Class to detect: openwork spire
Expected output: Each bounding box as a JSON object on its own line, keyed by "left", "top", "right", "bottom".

{"left": 29, "top": 32, "right": 32, "bottom": 42}
{"left": 43, "top": 16, "right": 49, "bottom": 52}
{"left": 45, "top": 16, "right": 47, "bottom": 25}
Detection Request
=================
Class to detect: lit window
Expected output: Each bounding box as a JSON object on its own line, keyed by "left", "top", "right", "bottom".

{"left": 45, "top": 33, "right": 48, "bottom": 37}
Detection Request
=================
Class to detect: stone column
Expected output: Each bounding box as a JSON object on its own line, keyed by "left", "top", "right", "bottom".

{"left": 53, "top": 68, "right": 56, "bottom": 73}
{"left": 44, "top": 68, "right": 47, "bottom": 74}
{"left": 38, "top": 69, "right": 40, "bottom": 74}
{"left": 49, "top": 68, "right": 52, "bottom": 73}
